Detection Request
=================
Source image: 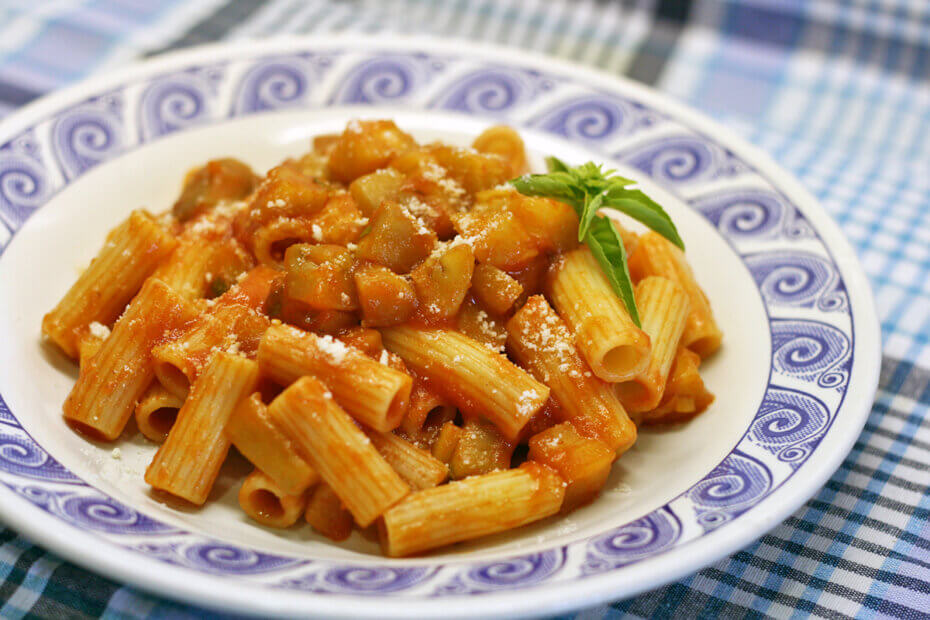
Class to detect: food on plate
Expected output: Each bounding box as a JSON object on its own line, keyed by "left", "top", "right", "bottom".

{"left": 42, "top": 119, "right": 720, "bottom": 556}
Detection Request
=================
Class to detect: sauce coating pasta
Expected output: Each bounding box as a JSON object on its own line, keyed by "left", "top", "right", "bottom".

{"left": 43, "top": 120, "right": 718, "bottom": 556}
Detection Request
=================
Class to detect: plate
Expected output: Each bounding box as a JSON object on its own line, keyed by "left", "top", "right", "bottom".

{"left": 0, "top": 36, "right": 880, "bottom": 618}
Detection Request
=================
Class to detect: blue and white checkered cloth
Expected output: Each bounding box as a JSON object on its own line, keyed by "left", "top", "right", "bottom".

{"left": 0, "top": 1, "right": 928, "bottom": 617}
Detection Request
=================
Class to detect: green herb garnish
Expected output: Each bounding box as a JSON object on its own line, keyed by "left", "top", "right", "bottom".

{"left": 511, "top": 156, "right": 684, "bottom": 327}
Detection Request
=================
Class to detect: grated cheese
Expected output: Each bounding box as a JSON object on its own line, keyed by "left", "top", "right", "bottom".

{"left": 317, "top": 334, "right": 350, "bottom": 364}
{"left": 88, "top": 321, "right": 111, "bottom": 340}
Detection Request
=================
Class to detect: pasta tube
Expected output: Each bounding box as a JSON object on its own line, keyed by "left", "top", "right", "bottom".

{"left": 628, "top": 232, "right": 722, "bottom": 357}
{"left": 640, "top": 348, "right": 715, "bottom": 425}
{"left": 134, "top": 383, "right": 184, "bottom": 443}
{"left": 399, "top": 376, "right": 451, "bottom": 437}
{"left": 239, "top": 469, "right": 308, "bottom": 529}
{"left": 153, "top": 235, "right": 252, "bottom": 300}
{"left": 381, "top": 326, "right": 549, "bottom": 441}
{"left": 267, "top": 376, "right": 410, "bottom": 527}
{"left": 152, "top": 266, "right": 277, "bottom": 398}
{"left": 43, "top": 210, "right": 177, "bottom": 358}
{"left": 546, "top": 246, "right": 650, "bottom": 382}
{"left": 380, "top": 462, "right": 564, "bottom": 557}
{"left": 258, "top": 324, "right": 412, "bottom": 433}
{"left": 506, "top": 295, "right": 637, "bottom": 455}
{"left": 145, "top": 353, "right": 259, "bottom": 505}
{"left": 225, "top": 392, "right": 318, "bottom": 496}
{"left": 63, "top": 278, "right": 197, "bottom": 441}
{"left": 364, "top": 429, "right": 449, "bottom": 490}
{"left": 615, "top": 277, "right": 690, "bottom": 413}
{"left": 305, "top": 484, "right": 353, "bottom": 542}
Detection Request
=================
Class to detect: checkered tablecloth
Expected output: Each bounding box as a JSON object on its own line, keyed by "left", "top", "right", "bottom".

{"left": 0, "top": 1, "right": 928, "bottom": 617}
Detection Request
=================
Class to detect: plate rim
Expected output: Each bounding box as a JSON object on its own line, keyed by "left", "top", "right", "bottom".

{"left": 0, "top": 34, "right": 881, "bottom": 618}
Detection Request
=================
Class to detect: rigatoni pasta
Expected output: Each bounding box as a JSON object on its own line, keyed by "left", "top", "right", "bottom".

{"left": 267, "top": 376, "right": 410, "bottom": 527}
{"left": 63, "top": 278, "right": 197, "bottom": 440}
{"left": 546, "top": 246, "right": 651, "bottom": 382}
{"left": 239, "top": 469, "right": 308, "bottom": 529}
{"left": 628, "top": 231, "right": 722, "bottom": 358}
{"left": 145, "top": 352, "right": 259, "bottom": 505}
{"left": 615, "top": 277, "right": 690, "bottom": 413}
{"left": 506, "top": 295, "right": 637, "bottom": 455}
{"left": 43, "top": 210, "right": 177, "bottom": 358}
{"left": 379, "top": 462, "right": 565, "bottom": 557}
{"left": 45, "top": 120, "right": 720, "bottom": 556}
{"left": 364, "top": 428, "right": 449, "bottom": 490}
{"left": 381, "top": 326, "right": 549, "bottom": 441}
{"left": 225, "top": 392, "right": 319, "bottom": 496}
{"left": 135, "top": 384, "right": 184, "bottom": 443}
{"left": 258, "top": 323, "right": 412, "bottom": 432}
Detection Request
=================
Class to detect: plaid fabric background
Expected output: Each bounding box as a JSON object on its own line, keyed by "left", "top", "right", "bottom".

{"left": 1, "top": 0, "right": 929, "bottom": 617}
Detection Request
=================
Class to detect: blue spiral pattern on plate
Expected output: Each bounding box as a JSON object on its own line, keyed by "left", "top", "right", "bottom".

{"left": 694, "top": 189, "right": 815, "bottom": 241}
{"left": 320, "top": 566, "right": 437, "bottom": 594}
{"left": 12, "top": 485, "right": 177, "bottom": 534}
{"left": 139, "top": 70, "right": 220, "bottom": 139}
{"left": 433, "top": 67, "right": 546, "bottom": 115}
{"left": 233, "top": 55, "right": 332, "bottom": 114}
{"left": 746, "top": 251, "right": 848, "bottom": 311}
{"left": 51, "top": 94, "right": 124, "bottom": 180}
{"left": 528, "top": 95, "right": 660, "bottom": 142}
{"left": 330, "top": 54, "right": 436, "bottom": 104}
{"left": 0, "top": 47, "right": 855, "bottom": 596}
{"left": 771, "top": 319, "right": 852, "bottom": 389}
{"left": 133, "top": 541, "right": 303, "bottom": 574}
{"left": 582, "top": 509, "right": 682, "bottom": 575}
{"left": 433, "top": 550, "right": 566, "bottom": 594}
{"left": 750, "top": 387, "right": 831, "bottom": 466}
{"left": 688, "top": 451, "right": 773, "bottom": 531}
{"left": 0, "top": 429, "right": 79, "bottom": 483}
{"left": 0, "top": 131, "right": 52, "bottom": 228}
{"left": 277, "top": 566, "right": 436, "bottom": 594}
{"left": 616, "top": 135, "right": 749, "bottom": 186}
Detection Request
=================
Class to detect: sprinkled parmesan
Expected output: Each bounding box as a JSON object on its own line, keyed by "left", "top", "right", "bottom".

{"left": 317, "top": 334, "right": 350, "bottom": 363}
{"left": 311, "top": 224, "right": 323, "bottom": 242}
{"left": 516, "top": 390, "right": 540, "bottom": 416}
{"left": 396, "top": 199, "right": 432, "bottom": 235}
{"left": 88, "top": 321, "right": 110, "bottom": 340}
{"left": 378, "top": 349, "right": 390, "bottom": 365}
{"left": 403, "top": 196, "right": 437, "bottom": 219}
{"left": 340, "top": 292, "right": 351, "bottom": 306}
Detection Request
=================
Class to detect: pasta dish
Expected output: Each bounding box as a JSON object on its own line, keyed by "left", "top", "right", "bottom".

{"left": 42, "top": 120, "right": 720, "bottom": 556}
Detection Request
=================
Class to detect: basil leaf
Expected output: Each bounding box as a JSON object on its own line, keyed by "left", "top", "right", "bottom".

{"left": 604, "top": 187, "right": 684, "bottom": 250}
{"left": 585, "top": 216, "right": 640, "bottom": 327}
{"left": 510, "top": 174, "right": 583, "bottom": 214}
{"left": 577, "top": 189, "right": 605, "bottom": 241}
{"left": 546, "top": 156, "right": 571, "bottom": 173}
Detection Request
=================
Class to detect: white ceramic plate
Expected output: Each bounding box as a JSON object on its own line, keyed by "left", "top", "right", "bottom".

{"left": 0, "top": 36, "right": 879, "bottom": 618}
